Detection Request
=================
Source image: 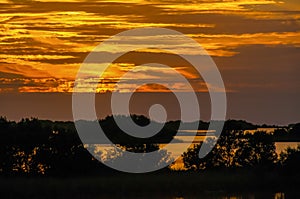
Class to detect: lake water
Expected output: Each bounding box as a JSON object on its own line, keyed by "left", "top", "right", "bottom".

{"left": 170, "top": 192, "right": 287, "bottom": 199}
{"left": 91, "top": 192, "right": 288, "bottom": 199}
{"left": 275, "top": 142, "right": 300, "bottom": 153}
{"left": 92, "top": 130, "right": 300, "bottom": 170}
{"left": 171, "top": 133, "right": 300, "bottom": 157}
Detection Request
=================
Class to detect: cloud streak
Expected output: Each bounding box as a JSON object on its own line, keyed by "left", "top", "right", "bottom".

{"left": 0, "top": 0, "right": 299, "bottom": 93}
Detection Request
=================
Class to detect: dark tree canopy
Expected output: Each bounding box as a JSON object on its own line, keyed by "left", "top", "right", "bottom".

{"left": 182, "top": 130, "right": 277, "bottom": 171}
{"left": 0, "top": 116, "right": 299, "bottom": 176}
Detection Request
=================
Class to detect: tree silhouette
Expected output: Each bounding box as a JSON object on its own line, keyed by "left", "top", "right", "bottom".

{"left": 279, "top": 145, "right": 300, "bottom": 174}
{"left": 182, "top": 130, "right": 277, "bottom": 171}
{"left": 0, "top": 116, "right": 298, "bottom": 176}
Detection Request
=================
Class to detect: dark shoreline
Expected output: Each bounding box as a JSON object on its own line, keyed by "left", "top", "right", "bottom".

{"left": 2, "top": 171, "right": 299, "bottom": 199}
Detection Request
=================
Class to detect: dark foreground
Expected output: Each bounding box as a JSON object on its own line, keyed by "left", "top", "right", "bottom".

{"left": 1, "top": 171, "right": 299, "bottom": 199}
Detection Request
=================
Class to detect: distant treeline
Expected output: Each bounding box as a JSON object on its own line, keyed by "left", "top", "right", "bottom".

{"left": 0, "top": 116, "right": 299, "bottom": 176}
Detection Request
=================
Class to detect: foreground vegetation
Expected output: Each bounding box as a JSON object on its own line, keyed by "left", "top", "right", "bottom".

{"left": 1, "top": 116, "right": 300, "bottom": 198}
{"left": 0, "top": 116, "right": 300, "bottom": 176}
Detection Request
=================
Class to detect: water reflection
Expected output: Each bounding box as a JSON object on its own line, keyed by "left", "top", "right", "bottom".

{"left": 170, "top": 192, "right": 286, "bottom": 199}
{"left": 275, "top": 142, "right": 300, "bottom": 153}
{"left": 101, "top": 192, "right": 288, "bottom": 199}
{"left": 274, "top": 192, "right": 285, "bottom": 199}
{"left": 90, "top": 132, "right": 300, "bottom": 170}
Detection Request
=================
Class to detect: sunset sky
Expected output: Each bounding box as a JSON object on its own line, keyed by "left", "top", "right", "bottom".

{"left": 0, "top": 0, "right": 299, "bottom": 124}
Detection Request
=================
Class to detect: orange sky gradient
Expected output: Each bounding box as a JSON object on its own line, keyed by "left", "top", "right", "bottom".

{"left": 0, "top": 0, "right": 299, "bottom": 93}
{"left": 0, "top": 0, "right": 299, "bottom": 124}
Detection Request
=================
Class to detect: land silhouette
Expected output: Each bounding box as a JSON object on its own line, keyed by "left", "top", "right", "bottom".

{"left": 0, "top": 115, "right": 299, "bottom": 198}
